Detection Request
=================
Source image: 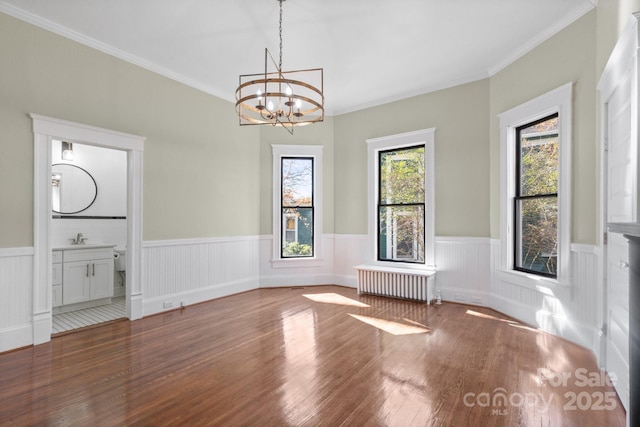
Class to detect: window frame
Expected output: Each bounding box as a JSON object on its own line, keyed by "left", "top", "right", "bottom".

{"left": 499, "top": 83, "right": 572, "bottom": 286}
{"left": 377, "top": 144, "right": 426, "bottom": 264}
{"left": 280, "top": 156, "right": 315, "bottom": 259}
{"left": 272, "top": 145, "right": 323, "bottom": 267}
{"left": 513, "top": 114, "right": 559, "bottom": 278}
{"left": 366, "top": 128, "right": 436, "bottom": 270}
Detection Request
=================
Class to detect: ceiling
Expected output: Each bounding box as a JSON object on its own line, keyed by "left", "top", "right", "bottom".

{"left": 1, "top": 0, "right": 596, "bottom": 115}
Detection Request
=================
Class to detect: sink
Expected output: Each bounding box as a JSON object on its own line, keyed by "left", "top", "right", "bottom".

{"left": 53, "top": 243, "right": 117, "bottom": 251}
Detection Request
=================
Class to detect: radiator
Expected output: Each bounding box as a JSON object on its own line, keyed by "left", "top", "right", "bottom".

{"left": 355, "top": 265, "right": 436, "bottom": 303}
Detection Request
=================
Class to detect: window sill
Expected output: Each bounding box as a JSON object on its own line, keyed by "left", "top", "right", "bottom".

{"left": 271, "top": 257, "right": 324, "bottom": 269}
{"left": 496, "top": 268, "right": 570, "bottom": 291}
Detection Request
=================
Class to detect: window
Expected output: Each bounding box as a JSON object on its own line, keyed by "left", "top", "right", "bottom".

{"left": 367, "top": 129, "right": 435, "bottom": 269}
{"left": 272, "top": 145, "right": 323, "bottom": 265}
{"left": 378, "top": 145, "right": 425, "bottom": 263}
{"left": 514, "top": 114, "right": 559, "bottom": 277}
{"left": 281, "top": 157, "right": 314, "bottom": 258}
{"left": 499, "top": 83, "right": 571, "bottom": 283}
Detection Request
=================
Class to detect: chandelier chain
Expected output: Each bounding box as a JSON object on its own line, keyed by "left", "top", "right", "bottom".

{"left": 278, "top": 0, "right": 283, "bottom": 71}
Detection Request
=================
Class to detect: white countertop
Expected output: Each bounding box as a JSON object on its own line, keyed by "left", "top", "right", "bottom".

{"left": 53, "top": 244, "right": 117, "bottom": 251}
{"left": 608, "top": 222, "right": 640, "bottom": 238}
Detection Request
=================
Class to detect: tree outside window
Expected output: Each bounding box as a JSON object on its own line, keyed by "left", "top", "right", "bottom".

{"left": 281, "top": 157, "right": 314, "bottom": 258}
{"left": 378, "top": 145, "right": 425, "bottom": 263}
{"left": 515, "top": 114, "right": 558, "bottom": 277}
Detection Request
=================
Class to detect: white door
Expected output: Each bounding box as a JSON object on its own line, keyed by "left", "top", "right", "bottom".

{"left": 603, "top": 63, "right": 634, "bottom": 412}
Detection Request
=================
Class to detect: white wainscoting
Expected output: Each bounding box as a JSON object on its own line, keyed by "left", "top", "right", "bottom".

{"left": 490, "top": 240, "right": 601, "bottom": 355}
{"left": 142, "top": 236, "right": 260, "bottom": 316}
{"left": 332, "top": 234, "right": 368, "bottom": 287}
{"left": 259, "top": 235, "right": 338, "bottom": 288}
{"left": 0, "top": 236, "right": 603, "bottom": 358}
{"left": 0, "top": 247, "right": 34, "bottom": 353}
{"left": 435, "top": 237, "right": 492, "bottom": 306}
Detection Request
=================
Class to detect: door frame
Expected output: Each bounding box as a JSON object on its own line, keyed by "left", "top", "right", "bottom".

{"left": 31, "top": 114, "right": 145, "bottom": 345}
{"left": 597, "top": 12, "right": 640, "bottom": 415}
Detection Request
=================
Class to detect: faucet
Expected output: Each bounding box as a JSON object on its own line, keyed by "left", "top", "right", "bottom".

{"left": 70, "top": 233, "right": 87, "bottom": 245}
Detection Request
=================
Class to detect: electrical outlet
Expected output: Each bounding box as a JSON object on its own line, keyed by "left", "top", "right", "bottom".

{"left": 454, "top": 294, "right": 465, "bottom": 302}
{"left": 163, "top": 301, "right": 173, "bottom": 309}
{"left": 471, "top": 297, "right": 482, "bottom": 304}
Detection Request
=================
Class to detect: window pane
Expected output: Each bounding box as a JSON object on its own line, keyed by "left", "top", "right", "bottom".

{"left": 379, "top": 147, "right": 425, "bottom": 204}
{"left": 282, "top": 158, "right": 313, "bottom": 207}
{"left": 282, "top": 207, "right": 313, "bottom": 257}
{"left": 519, "top": 116, "right": 558, "bottom": 197}
{"left": 516, "top": 196, "right": 557, "bottom": 275}
{"left": 378, "top": 205, "right": 424, "bottom": 262}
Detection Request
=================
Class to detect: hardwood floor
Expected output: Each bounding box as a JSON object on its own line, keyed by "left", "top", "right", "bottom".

{"left": 0, "top": 285, "right": 626, "bottom": 426}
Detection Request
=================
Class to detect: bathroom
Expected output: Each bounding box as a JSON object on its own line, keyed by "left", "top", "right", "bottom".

{"left": 51, "top": 139, "right": 128, "bottom": 332}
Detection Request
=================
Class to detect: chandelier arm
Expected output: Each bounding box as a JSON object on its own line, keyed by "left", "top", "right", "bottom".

{"left": 235, "top": 0, "right": 324, "bottom": 133}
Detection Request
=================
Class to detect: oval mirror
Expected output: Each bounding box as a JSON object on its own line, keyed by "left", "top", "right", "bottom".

{"left": 51, "top": 163, "right": 98, "bottom": 214}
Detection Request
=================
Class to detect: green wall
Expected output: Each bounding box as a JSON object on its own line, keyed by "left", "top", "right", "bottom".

{"left": 0, "top": 12, "right": 261, "bottom": 247}
{"left": 490, "top": 10, "right": 597, "bottom": 244}
{"left": 2, "top": 0, "right": 638, "bottom": 248}
{"left": 333, "top": 80, "right": 491, "bottom": 237}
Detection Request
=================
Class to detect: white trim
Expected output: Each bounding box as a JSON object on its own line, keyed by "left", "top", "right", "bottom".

{"left": 366, "top": 128, "right": 436, "bottom": 270}
{"left": 0, "top": 247, "right": 34, "bottom": 258}
{"left": 31, "top": 114, "right": 145, "bottom": 345}
{"left": 142, "top": 277, "right": 258, "bottom": 317}
{"left": 143, "top": 235, "right": 260, "bottom": 248}
{"left": 498, "top": 82, "right": 572, "bottom": 286}
{"left": 0, "top": 324, "right": 33, "bottom": 353}
{"left": 487, "top": 2, "right": 597, "bottom": 76}
{"left": 0, "top": 3, "right": 229, "bottom": 104}
{"left": 571, "top": 243, "right": 600, "bottom": 254}
{"left": 271, "top": 145, "right": 324, "bottom": 268}
{"left": 435, "top": 236, "right": 492, "bottom": 244}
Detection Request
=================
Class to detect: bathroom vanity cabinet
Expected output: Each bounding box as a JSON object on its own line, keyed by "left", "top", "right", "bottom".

{"left": 52, "top": 250, "right": 63, "bottom": 307}
{"left": 53, "top": 245, "right": 115, "bottom": 310}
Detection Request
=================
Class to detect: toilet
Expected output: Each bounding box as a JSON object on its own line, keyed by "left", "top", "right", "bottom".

{"left": 114, "top": 248, "right": 126, "bottom": 272}
{"left": 113, "top": 248, "right": 127, "bottom": 297}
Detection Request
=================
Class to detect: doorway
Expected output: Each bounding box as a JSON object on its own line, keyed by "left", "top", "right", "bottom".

{"left": 31, "top": 114, "right": 145, "bottom": 344}
{"left": 50, "top": 140, "right": 128, "bottom": 333}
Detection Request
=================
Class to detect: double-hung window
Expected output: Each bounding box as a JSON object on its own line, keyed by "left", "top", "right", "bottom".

{"left": 378, "top": 145, "right": 425, "bottom": 263}
{"left": 514, "top": 114, "right": 559, "bottom": 277}
{"left": 281, "top": 157, "right": 314, "bottom": 258}
{"left": 367, "top": 129, "right": 435, "bottom": 269}
{"left": 499, "top": 83, "right": 571, "bottom": 283}
{"left": 272, "top": 145, "right": 323, "bottom": 265}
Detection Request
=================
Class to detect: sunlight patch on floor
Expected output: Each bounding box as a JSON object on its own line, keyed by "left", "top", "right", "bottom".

{"left": 303, "top": 293, "right": 370, "bottom": 308}
{"left": 466, "top": 309, "right": 517, "bottom": 324}
{"left": 348, "top": 314, "right": 430, "bottom": 335}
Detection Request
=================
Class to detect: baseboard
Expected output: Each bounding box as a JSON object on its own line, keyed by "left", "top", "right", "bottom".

{"left": 438, "top": 286, "right": 489, "bottom": 307}
{"left": 142, "top": 277, "right": 259, "bottom": 317}
{"left": 333, "top": 274, "right": 357, "bottom": 288}
{"left": 259, "top": 273, "right": 337, "bottom": 288}
{"left": 0, "top": 324, "right": 33, "bottom": 353}
{"left": 490, "top": 293, "right": 599, "bottom": 351}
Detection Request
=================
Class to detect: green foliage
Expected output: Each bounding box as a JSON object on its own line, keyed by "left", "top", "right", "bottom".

{"left": 283, "top": 241, "right": 312, "bottom": 257}
{"left": 518, "top": 126, "right": 559, "bottom": 275}
{"left": 379, "top": 146, "right": 425, "bottom": 262}
{"left": 380, "top": 147, "right": 425, "bottom": 204}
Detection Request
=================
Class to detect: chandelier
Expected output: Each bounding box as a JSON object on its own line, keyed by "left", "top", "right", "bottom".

{"left": 235, "top": 0, "right": 324, "bottom": 134}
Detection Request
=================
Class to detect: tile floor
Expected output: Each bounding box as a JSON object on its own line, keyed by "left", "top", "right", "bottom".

{"left": 52, "top": 296, "right": 125, "bottom": 334}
